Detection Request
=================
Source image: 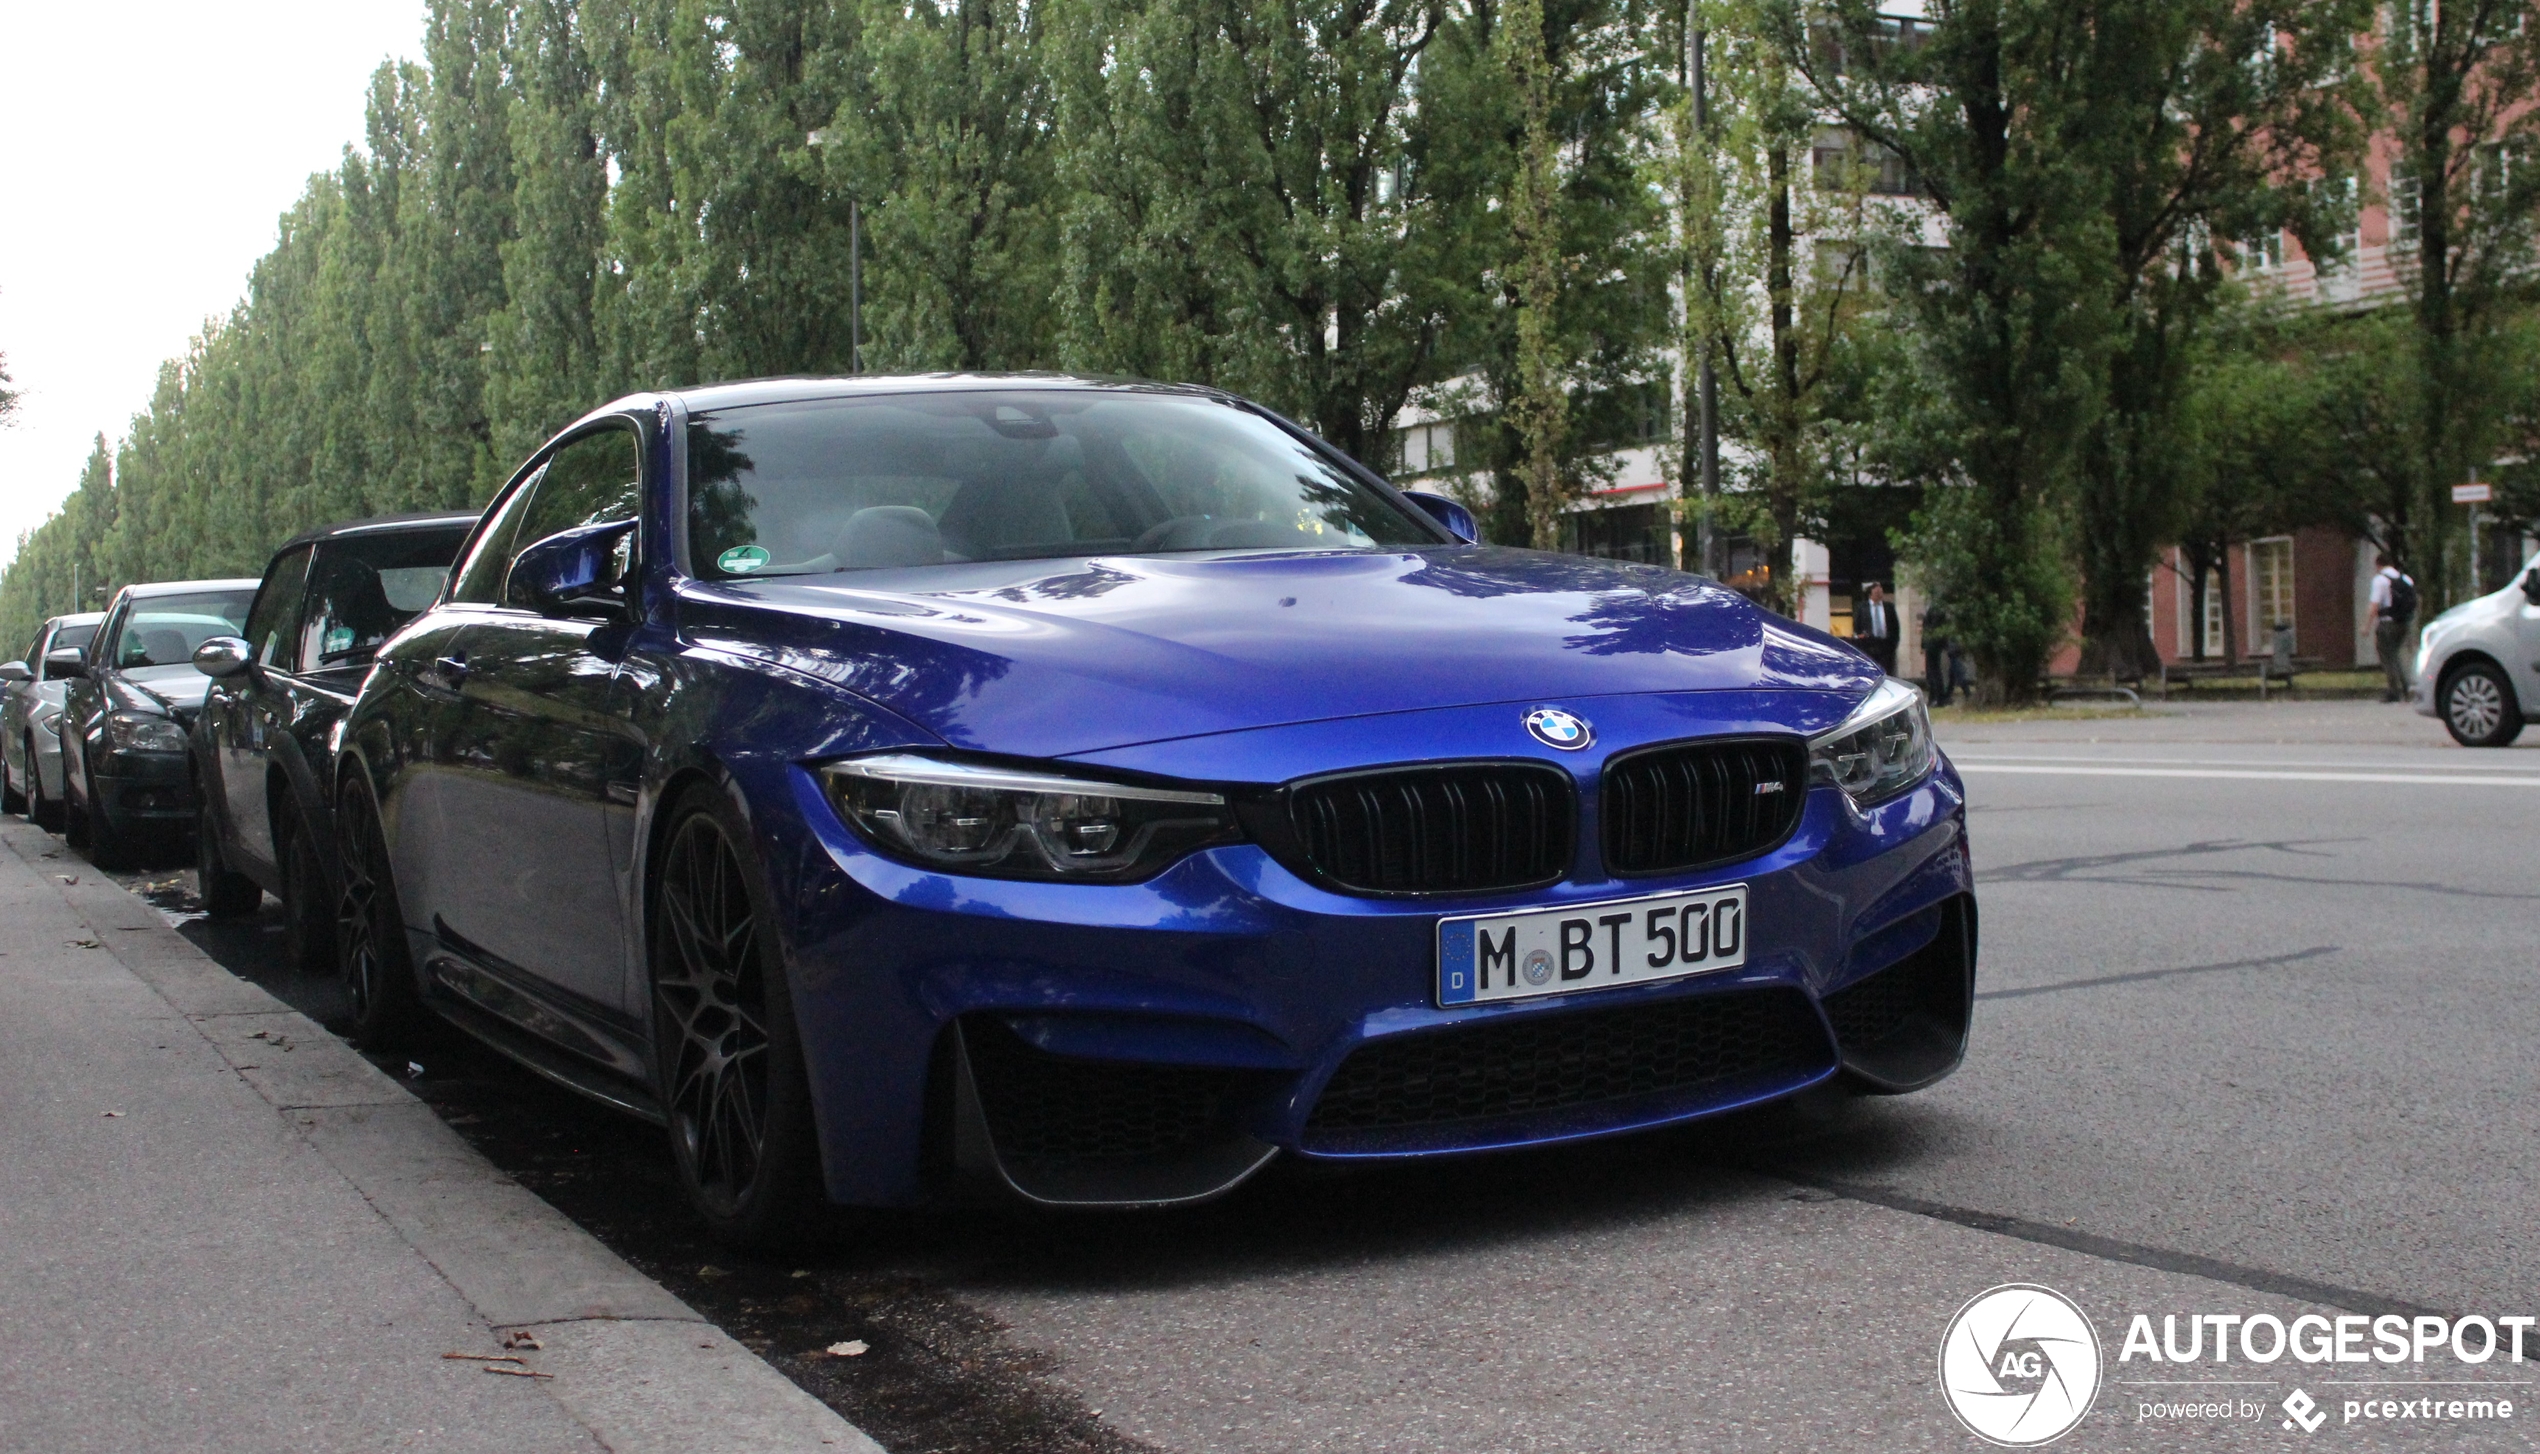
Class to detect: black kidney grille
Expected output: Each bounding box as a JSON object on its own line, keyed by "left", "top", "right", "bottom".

{"left": 1305, "top": 987, "right": 1829, "bottom": 1135}
{"left": 1288, "top": 764, "right": 1573, "bottom": 894}
{"left": 1602, "top": 737, "right": 1807, "bottom": 875}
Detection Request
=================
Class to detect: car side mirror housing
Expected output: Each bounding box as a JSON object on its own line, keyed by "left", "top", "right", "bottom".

{"left": 2523, "top": 567, "right": 2540, "bottom": 605}
{"left": 0, "top": 660, "right": 28, "bottom": 684}
{"left": 42, "top": 647, "right": 86, "bottom": 680}
{"left": 1401, "top": 490, "right": 1479, "bottom": 544}
{"left": 193, "top": 636, "right": 253, "bottom": 679}
{"left": 510, "top": 519, "right": 639, "bottom": 619}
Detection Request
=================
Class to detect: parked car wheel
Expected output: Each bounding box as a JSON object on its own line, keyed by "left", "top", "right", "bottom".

{"left": 281, "top": 813, "right": 336, "bottom": 975}
{"left": 335, "top": 776, "right": 419, "bottom": 1048}
{"left": 27, "top": 734, "right": 62, "bottom": 832}
{"left": 650, "top": 785, "right": 824, "bottom": 1247}
{"left": 78, "top": 758, "right": 138, "bottom": 870}
{"left": 195, "top": 802, "right": 262, "bottom": 919}
{"left": 2439, "top": 660, "right": 2523, "bottom": 748}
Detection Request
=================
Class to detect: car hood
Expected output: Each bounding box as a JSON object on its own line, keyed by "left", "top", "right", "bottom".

{"left": 109, "top": 665, "right": 215, "bottom": 720}
{"left": 677, "top": 547, "right": 1879, "bottom": 760}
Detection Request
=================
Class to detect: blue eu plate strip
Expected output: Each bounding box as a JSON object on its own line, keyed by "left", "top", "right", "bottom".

{"left": 1437, "top": 919, "right": 1477, "bottom": 1006}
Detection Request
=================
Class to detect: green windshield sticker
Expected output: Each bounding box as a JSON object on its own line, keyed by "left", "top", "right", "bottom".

{"left": 717, "top": 545, "right": 772, "bottom": 574}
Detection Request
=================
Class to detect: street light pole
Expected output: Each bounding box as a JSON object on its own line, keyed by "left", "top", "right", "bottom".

{"left": 849, "top": 197, "right": 862, "bottom": 376}
{"left": 1691, "top": 4, "right": 1720, "bottom": 579}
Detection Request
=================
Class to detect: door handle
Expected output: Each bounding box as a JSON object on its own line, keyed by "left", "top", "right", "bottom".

{"left": 427, "top": 654, "right": 471, "bottom": 692}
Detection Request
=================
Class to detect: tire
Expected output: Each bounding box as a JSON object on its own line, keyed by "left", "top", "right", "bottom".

{"left": 79, "top": 757, "right": 136, "bottom": 871}
{"left": 335, "top": 774, "right": 421, "bottom": 1049}
{"left": 281, "top": 812, "right": 336, "bottom": 974}
{"left": 27, "top": 735, "right": 62, "bottom": 832}
{"left": 2439, "top": 660, "right": 2524, "bottom": 748}
{"left": 650, "top": 784, "right": 826, "bottom": 1247}
{"left": 62, "top": 746, "right": 89, "bottom": 851}
{"left": 195, "top": 801, "right": 262, "bottom": 919}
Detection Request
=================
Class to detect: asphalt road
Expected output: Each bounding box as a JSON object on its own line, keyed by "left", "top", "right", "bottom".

{"left": 99, "top": 699, "right": 2540, "bottom": 1451}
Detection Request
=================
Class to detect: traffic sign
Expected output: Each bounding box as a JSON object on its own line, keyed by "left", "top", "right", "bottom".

{"left": 2454, "top": 482, "right": 2493, "bottom": 503}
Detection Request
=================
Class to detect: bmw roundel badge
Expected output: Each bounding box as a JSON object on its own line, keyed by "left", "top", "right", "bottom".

{"left": 1523, "top": 706, "right": 1593, "bottom": 751}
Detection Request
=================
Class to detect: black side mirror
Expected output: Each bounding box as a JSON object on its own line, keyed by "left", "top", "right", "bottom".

{"left": 193, "top": 636, "right": 253, "bottom": 679}
{"left": 510, "top": 519, "right": 638, "bottom": 619}
{"left": 43, "top": 647, "right": 86, "bottom": 680}
{"left": 2523, "top": 567, "right": 2540, "bottom": 605}
{"left": 1400, "top": 489, "right": 1479, "bottom": 544}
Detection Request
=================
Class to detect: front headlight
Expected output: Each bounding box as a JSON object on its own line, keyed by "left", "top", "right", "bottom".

{"left": 105, "top": 710, "right": 187, "bottom": 755}
{"left": 818, "top": 753, "right": 1240, "bottom": 882}
{"left": 1808, "top": 678, "right": 1937, "bottom": 807}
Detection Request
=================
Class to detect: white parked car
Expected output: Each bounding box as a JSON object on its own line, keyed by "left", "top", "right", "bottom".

{"left": 2412, "top": 553, "right": 2540, "bottom": 746}
{"left": 0, "top": 612, "right": 107, "bottom": 828}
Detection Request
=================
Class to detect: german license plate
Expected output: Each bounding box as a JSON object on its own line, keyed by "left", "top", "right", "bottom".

{"left": 1436, "top": 884, "right": 1749, "bottom": 1007}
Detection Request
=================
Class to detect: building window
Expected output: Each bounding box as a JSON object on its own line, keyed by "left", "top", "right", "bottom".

{"left": 2178, "top": 562, "right": 2225, "bottom": 658}
{"left": 2250, "top": 537, "right": 2295, "bottom": 650}
{"left": 1393, "top": 420, "right": 1457, "bottom": 475}
{"left": 2239, "top": 228, "right": 2283, "bottom": 272}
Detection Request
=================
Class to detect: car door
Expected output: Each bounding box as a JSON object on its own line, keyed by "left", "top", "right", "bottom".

{"left": 210, "top": 545, "right": 315, "bottom": 876}
{"left": 431, "top": 423, "right": 646, "bottom": 1015}
{"left": 62, "top": 597, "right": 129, "bottom": 804}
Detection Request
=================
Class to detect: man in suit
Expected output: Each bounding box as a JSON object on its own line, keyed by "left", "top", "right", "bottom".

{"left": 1856, "top": 581, "right": 1900, "bottom": 676}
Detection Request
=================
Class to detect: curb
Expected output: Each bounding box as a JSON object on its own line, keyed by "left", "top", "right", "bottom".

{"left": 6, "top": 819, "right": 885, "bottom": 1454}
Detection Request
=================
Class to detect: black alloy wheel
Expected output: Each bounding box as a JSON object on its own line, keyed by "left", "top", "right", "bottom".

{"left": 2440, "top": 660, "right": 2524, "bottom": 748}
{"left": 281, "top": 813, "right": 336, "bottom": 974}
{"left": 195, "top": 801, "right": 261, "bottom": 919}
{"left": 26, "top": 735, "right": 61, "bottom": 832}
{"left": 335, "top": 777, "right": 420, "bottom": 1048}
{"left": 79, "top": 757, "right": 137, "bottom": 871}
{"left": 651, "top": 785, "right": 823, "bottom": 1246}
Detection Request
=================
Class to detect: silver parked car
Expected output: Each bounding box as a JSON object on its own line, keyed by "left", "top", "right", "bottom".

{"left": 1, "top": 612, "right": 106, "bottom": 829}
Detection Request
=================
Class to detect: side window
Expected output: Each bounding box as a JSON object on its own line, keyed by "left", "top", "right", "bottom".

{"left": 296, "top": 526, "right": 470, "bottom": 672}
{"left": 502, "top": 427, "right": 643, "bottom": 604}
{"left": 244, "top": 546, "right": 315, "bottom": 671}
{"left": 451, "top": 466, "right": 546, "bottom": 605}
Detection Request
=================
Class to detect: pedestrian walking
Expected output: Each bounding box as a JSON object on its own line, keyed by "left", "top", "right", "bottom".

{"left": 1921, "top": 600, "right": 1953, "bottom": 706}
{"left": 1856, "top": 582, "right": 1900, "bottom": 676}
{"left": 2367, "top": 552, "right": 2418, "bottom": 703}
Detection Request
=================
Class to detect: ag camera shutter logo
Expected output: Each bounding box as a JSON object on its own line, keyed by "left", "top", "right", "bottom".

{"left": 1939, "top": 1284, "right": 2104, "bottom": 1446}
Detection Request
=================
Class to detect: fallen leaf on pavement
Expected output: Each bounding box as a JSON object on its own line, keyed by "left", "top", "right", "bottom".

{"left": 101, "top": 1111, "right": 123, "bottom": 1118}
{"left": 790, "top": 1269, "right": 812, "bottom": 1279}
{"left": 825, "top": 1340, "right": 869, "bottom": 1357}
{"left": 66, "top": 938, "right": 98, "bottom": 948}
{"left": 482, "top": 1366, "right": 553, "bottom": 1379}
{"left": 441, "top": 1353, "right": 527, "bottom": 1364}
{"left": 698, "top": 1265, "right": 730, "bottom": 1279}
{"left": 502, "top": 1331, "right": 543, "bottom": 1351}
{"left": 58, "top": 874, "right": 76, "bottom": 884}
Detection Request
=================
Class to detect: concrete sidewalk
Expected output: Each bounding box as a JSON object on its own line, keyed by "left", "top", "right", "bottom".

{"left": 0, "top": 817, "right": 882, "bottom": 1454}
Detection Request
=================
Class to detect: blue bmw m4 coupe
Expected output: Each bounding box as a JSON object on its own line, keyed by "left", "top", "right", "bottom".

{"left": 331, "top": 375, "right": 1975, "bottom": 1244}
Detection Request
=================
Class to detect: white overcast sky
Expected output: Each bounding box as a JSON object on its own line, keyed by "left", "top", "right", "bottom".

{"left": 0, "top": 1, "right": 428, "bottom": 564}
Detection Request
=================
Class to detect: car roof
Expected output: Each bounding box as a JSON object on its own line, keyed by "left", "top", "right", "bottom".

{"left": 117, "top": 578, "right": 264, "bottom": 600}
{"left": 639, "top": 372, "right": 1227, "bottom": 419}
{"left": 43, "top": 612, "right": 105, "bottom": 630}
{"left": 275, "top": 510, "right": 481, "bottom": 554}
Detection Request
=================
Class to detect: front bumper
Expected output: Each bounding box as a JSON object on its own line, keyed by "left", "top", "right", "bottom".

{"left": 763, "top": 747, "right": 1976, "bottom": 1210}
{"left": 91, "top": 749, "right": 198, "bottom": 834}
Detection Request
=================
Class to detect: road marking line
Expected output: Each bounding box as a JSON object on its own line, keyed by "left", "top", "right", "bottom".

{"left": 1955, "top": 763, "right": 2540, "bottom": 787}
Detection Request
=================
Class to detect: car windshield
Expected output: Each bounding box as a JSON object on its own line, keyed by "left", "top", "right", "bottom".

{"left": 115, "top": 591, "right": 254, "bottom": 668}
{"left": 299, "top": 525, "right": 469, "bottom": 670}
{"left": 684, "top": 390, "right": 1440, "bottom": 579}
